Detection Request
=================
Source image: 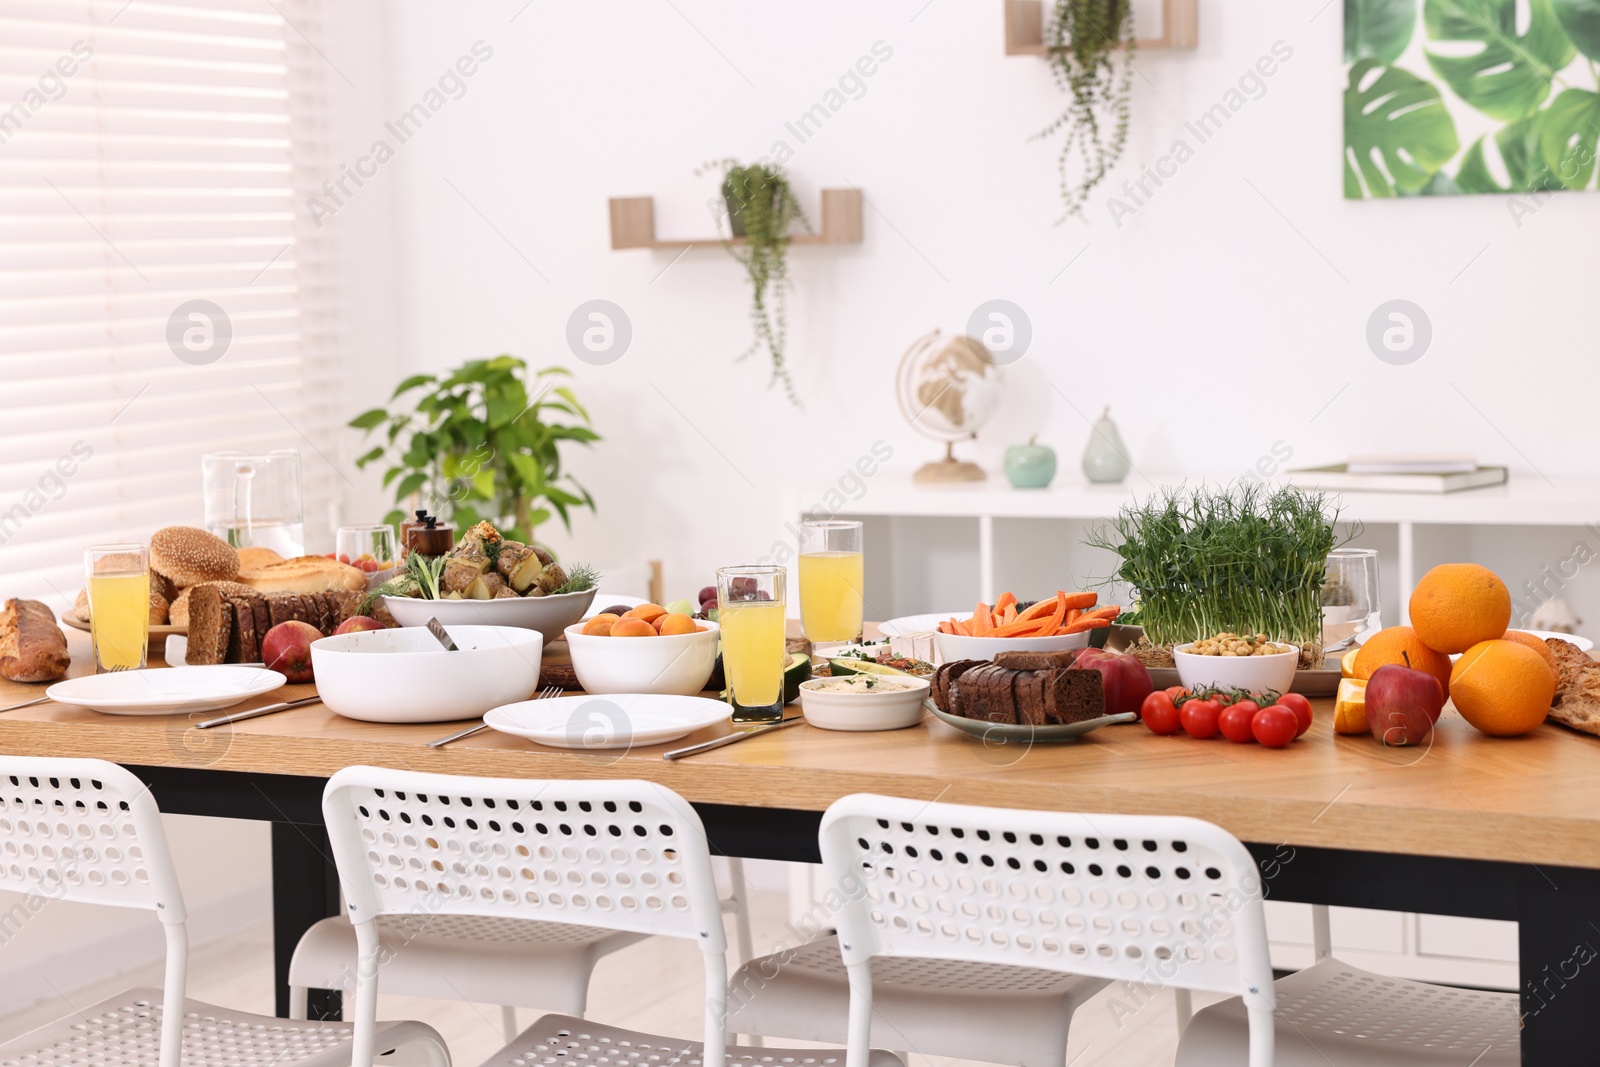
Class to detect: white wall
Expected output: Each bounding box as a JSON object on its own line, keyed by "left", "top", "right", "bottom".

{"left": 322, "top": 0, "right": 1600, "bottom": 620}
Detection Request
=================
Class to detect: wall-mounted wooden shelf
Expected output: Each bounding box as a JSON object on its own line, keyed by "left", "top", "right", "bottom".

{"left": 608, "top": 188, "right": 863, "bottom": 250}
{"left": 1004, "top": 0, "right": 1197, "bottom": 53}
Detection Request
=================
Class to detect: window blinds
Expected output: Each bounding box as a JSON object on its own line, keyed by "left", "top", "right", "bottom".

{"left": 0, "top": 0, "right": 339, "bottom": 606}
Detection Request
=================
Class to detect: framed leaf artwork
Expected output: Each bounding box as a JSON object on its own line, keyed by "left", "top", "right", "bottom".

{"left": 1344, "top": 0, "right": 1600, "bottom": 197}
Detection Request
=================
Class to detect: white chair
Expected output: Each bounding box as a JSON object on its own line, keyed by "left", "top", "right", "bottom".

{"left": 0, "top": 757, "right": 449, "bottom": 1067}
{"left": 1177, "top": 905, "right": 1521, "bottom": 1065}
{"left": 321, "top": 766, "right": 901, "bottom": 1067}
{"left": 816, "top": 794, "right": 1279, "bottom": 1067}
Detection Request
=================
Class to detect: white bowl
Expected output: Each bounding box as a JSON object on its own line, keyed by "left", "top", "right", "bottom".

{"left": 562, "top": 620, "right": 720, "bottom": 697}
{"left": 1173, "top": 642, "right": 1299, "bottom": 696}
{"left": 798, "top": 676, "right": 930, "bottom": 731}
{"left": 933, "top": 630, "right": 1089, "bottom": 664}
{"left": 383, "top": 588, "right": 596, "bottom": 639}
{"left": 310, "top": 624, "right": 543, "bottom": 723}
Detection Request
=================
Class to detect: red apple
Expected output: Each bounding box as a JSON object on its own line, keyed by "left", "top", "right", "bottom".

{"left": 334, "top": 615, "right": 385, "bottom": 635}
{"left": 1365, "top": 662, "right": 1444, "bottom": 747}
{"left": 261, "top": 620, "right": 321, "bottom": 683}
{"left": 1074, "top": 648, "right": 1154, "bottom": 718}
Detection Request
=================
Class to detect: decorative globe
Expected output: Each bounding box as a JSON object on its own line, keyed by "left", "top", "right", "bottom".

{"left": 894, "top": 329, "right": 1003, "bottom": 482}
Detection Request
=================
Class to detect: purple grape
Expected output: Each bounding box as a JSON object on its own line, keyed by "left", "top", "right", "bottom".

{"left": 698, "top": 586, "right": 716, "bottom": 604}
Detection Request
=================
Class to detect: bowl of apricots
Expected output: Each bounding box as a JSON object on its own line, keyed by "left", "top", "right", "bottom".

{"left": 564, "top": 603, "right": 721, "bottom": 696}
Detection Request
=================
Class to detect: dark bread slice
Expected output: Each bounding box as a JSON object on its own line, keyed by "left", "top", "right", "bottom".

{"left": 249, "top": 596, "right": 271, "bottom": 653}
{"left": 315, "top": 592, "right": 337, "bottom": 634}
{"left": 224, "top": 595, "right": 255, "bottom": 664}
{"left": 327, "top": 590, "right": 362, "bottom": 628}
{"left": 290, "top": 594, "right": 316, "bottom": 627}
{"left": 1043, "top": 668, "right": 1107, "bottom": 725}
{"left": 933, "top": 659, "right": 984, "bottom": 711}
{"left": 267, "top": 595, "right": 299, "bottom": 630}
{"left": 1014, "top": 669, "right": 1049, "bottom": 727}
{"left": 966, "top": 664, "right": 1017, "bottom": 724}
{"left": 185, "top": 585, "right": 231, "bottom": 665}
{"left": 995, "top": 649, "right": 1080, "bottom": 671}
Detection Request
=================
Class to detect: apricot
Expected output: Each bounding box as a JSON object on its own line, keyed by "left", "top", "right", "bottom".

{"left": 623, "top": 603, "right": 667, "bottom": 623}
{"left": 656, "top": 612, "right": 696, "bottom": 636}
{"left": 610, "top": 617, "right": 657, "bottom": 637}
{"left": 581, "top": 613, "right": 620, "bottom": 636}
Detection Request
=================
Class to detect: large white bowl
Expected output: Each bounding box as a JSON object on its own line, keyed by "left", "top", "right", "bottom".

{"left": 1173, "top": 642, "right": 1299, "bottom": 696}
{"left": 933, "top": 629, "right": 1089, "bottom": 664}
{"left": 383, "top": 588, "right": 596, "bottom": 639}
{"left": 310, "top": 624, "right": 543, "bottom": 723}
{"left": 562, "top": 620, "right": 720, "bottom": 697}
{"left": 798, "top": 676, "right": 930, "bottom": 731}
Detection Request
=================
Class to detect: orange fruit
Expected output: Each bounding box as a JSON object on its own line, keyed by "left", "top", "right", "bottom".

{"left": 655, "top": 612, "right": 697, "bottom": 636}
{"left": 623, "top": 603, "right": 667, "bottom": 624}
{"left": 1449, "top": 639, "right": 1556, "bottom": 736}
{"left": 610, "top": 617, "right": 657, "bottom": 637}
{"left": 1352, "top": 626, "right": 1453, "bottom": 697}
{"left": 1501, "top": 630, "right": 1560, "bottom": 686}
{"left": 1409, "top": 564, "right": 1511, "bottom": 655}
{"left": 580, "top": 613, "right": 620, "bottom": 636}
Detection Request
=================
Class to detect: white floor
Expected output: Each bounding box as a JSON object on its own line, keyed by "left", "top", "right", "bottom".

{"left": 0, "top": 887, "right": 1224, "bottom": 1065}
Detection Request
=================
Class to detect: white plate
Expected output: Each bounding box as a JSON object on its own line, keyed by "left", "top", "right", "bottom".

{"left": 46, "top": 665, "right": 286, "bottom": 715}
{"left": 383, "top": 587, "right": 596, "bottom": 639}
{"left": 163, "top": 634, "right": 264, "bottom": 668}
{"left": 583, "top": 593, "right": 649, "bottom": 618}
{"left": 1521, "top": 629, "right": 1594, "bottom": 652}
{"left": 484, "top": 693, "right": 729, "bottom": 750}
{"left": 878, "top": 612, "right": 961, "bottom": 638}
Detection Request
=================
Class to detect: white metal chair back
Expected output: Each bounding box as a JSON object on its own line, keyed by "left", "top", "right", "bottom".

{"left": 819, "top": 794, "right": 1278, "bottom": 1067}
{"left": 323, "top": 766, "right": 733, "bottom": 1066}
{"left": 0, "top": 757, "right": 189, "bottom": 1066}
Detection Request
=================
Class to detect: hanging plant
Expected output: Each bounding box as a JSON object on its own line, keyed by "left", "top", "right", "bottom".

{"left": 1036, "top": 0, "right": 1137, "bottom": 221}
{"left": 698, "top": 159, "right": 808, "bottom": 405}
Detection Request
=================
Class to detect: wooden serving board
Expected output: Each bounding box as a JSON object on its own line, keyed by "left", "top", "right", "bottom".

{"left": 61, "top": 608, "right": 186, "bottom": 638}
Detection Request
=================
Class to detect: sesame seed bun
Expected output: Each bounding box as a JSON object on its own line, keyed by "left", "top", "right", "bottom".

{"left": 149, "top": 526, "right": 240, "bottom": 588}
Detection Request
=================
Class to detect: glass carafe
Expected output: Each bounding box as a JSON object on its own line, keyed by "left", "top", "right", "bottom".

{"left": 202, "top": 450, "right": 305, "bottom": 557}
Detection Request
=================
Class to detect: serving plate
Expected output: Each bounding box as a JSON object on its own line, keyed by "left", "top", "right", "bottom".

{"left": 63, "top": 608, "right": 185, "bottom": 638}
{"left": 927, "top": 701, "right": 1137, "bottom": 742}
{"left": 46, "top": 665, "right": 285, "bottom": 715}
{"left": 383, "top": 587, "right": 596, "bottom": 639}
{"left": 485, "top": 692, "right": 729, "bottom": 750}
{"left": 878, "top": 613, "right": 955, "bottom": 638}
{"left": 1521, "top": 629, "right": 1593, "bottom": 652}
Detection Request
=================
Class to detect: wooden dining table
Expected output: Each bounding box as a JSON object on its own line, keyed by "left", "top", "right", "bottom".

{"left": 4, "top": 628, "right": 1599, "bottom": 1064}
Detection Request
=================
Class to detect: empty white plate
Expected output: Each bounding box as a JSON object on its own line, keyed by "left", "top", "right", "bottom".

{"left": 878, "top": 612, "right": 963, "bottom": 638}
{"left": 484, "top": 693, "right": 729, "bottom": 750}
{"left": 46, "top": 665, "right": 286, "bottom": 715}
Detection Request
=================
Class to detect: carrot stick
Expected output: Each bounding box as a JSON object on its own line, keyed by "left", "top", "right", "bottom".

{"left": 1015, "top": 600, "right": 1056, "bottom": 623}
{"left": 1065, "top": 608, "right": 1080, "bottom": 626}
{"left": 954, "top": 619, "right": 972, "bottom": 637}
{"left": 1060, "top": 592, "right": 1099, "bottom": 611}
{"left": 973, "top": 603, "right": 993, "bottom": 635}
{"left": 1062, "top": 617, "right": 1112, "bottom": 634}
{"left": 994, "top": 592, "right": 1017, "bottom": 615}
{"left": 1001, "top": 604, "right": 1017, "bottom": 624}
{"left": 1041, "top": 592, "right": 1068, "bottom": 635}
{"left": 988, "top": 618, "right": 1047, "bottom": 637}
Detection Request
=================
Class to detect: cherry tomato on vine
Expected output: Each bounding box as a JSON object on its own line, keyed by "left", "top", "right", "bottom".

{"left": 1141, "top": 691, "right": 1182, "bottom": 735}
{"left": 1251, "top": 705, "right": 1299, "bottom": 748}
{"left": 1217, "top": 701, "right": 1260, "bottom": 743}
{"left": 1180, "top": 699, "right": 1222, "bottom": 739}
{"left": 1277, "top": 692, "right": 1313, "bottom": 737}
{"left": 1165, "top": 686, "right": 1190, "bottom": 701}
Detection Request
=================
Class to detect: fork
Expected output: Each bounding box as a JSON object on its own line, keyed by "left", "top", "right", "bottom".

{"left": 426, "top": 684, "right": 563, "bottom": 748}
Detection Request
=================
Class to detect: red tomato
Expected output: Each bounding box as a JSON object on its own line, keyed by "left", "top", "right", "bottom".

{"left": 1180, "top": 699, "right": 1222, "bottom": 739}
{"left": 1210, "top": 691, "right": 1234, "bottom": 707}
{"left": 1165, "top": 686, "right": 1190, "bottom": 701}
{"left": 1277, "top": 692, "right": 1313, "bottom": 737}
{"left": 337, "top": 553, "right": 351, "bottom": 565}
{"left": 1217, "top": 702, "right": 1258, "bottom": 743}
{"left": 1141, "top": 691, "right": 1182, "bottom": 735}
{"left": 1251, "top": 705, "right": 1298, "bottom": 748}
{"left": 357, "top": 558, "right": 379, "bottom": 573}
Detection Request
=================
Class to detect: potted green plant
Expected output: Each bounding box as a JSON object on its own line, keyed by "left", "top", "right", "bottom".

{"left": 349, "top": 356, "right": 599, "bottom": 545}
{"left": 698, "top": 159, "right": 807, "bottom": 404}
{"left": 1038, "top": 0, "right": 1137, "bottom": 221}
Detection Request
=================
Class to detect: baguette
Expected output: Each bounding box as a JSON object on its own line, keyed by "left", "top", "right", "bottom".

{"left": 0, "top": 599, "right": 70, "bottom": 683}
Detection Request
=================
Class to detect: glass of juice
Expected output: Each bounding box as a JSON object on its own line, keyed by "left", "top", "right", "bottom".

{"left": 798, "top": 520, "right": 864, "bottom": 657}
{"left": 85, "top": 544, "right": 151, "bottom": 672}
{"left": 717, "top": 565, "right": 787, "bottom": 723}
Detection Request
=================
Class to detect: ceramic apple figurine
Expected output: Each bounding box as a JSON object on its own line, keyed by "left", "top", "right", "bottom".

{"left": 1004, "top": 435, "right": 1057, "bottom": 489}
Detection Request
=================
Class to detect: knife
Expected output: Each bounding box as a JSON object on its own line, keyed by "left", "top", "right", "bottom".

{"left": 662, "top": 715, "right": 804, "bottom": 761}
{"left": 195, "top": 695, "right": 323, "bottom": 730}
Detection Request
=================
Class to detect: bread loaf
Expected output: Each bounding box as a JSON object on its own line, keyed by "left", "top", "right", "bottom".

{"left": 1547, "top": 638, "right": 1600, "bottom": 737}
{"left": 933, "top": 659, "right": 1108, "bottom": 727}
{"left": 170, "top": 581, "right": 256, "bottom": 629}
{"left": 150, "top": 526, "right": 240, "bottom": 588}
{"left": 240, "top": 556, "right": 366, "bottom": 594}
{"left": 0, "top": 599, "right": 71, "bottom": 683}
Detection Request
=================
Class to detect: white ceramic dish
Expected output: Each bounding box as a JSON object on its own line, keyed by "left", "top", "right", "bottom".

{"left": 562, "top": 620, "right": 720, "bottom": 696}
{"left": 485, "top": 692, "right": 729, "bottom": 749}
{"left": 877, "top": 613, "right": 954, "bottom": 638}
{"left": 310, "top": 624, "right": 542, "bottom": 724}
{"left": 382, "top": 588, "right": 596, "bottom": 639}
{"left": 798, "top": 676, "right": 930, "bottom": 732}
{"left": 46, "top": 665, "right": 285, "bottom": 716}
{"left": 1521, "top": 629, "right": 1593, "bottom": 652}
{"left": 163, "top": 634, "right": 264, "bottom": 668}
{"left": 1173, "top": 642, "right": 1300, "bottom": 696}
{"left": 933, "top": 629, "right": 1090, "bottom": 664}
{"left": 583, "top": 593, "right": 648, "bottom": 618}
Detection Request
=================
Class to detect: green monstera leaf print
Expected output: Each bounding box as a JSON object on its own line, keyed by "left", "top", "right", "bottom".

{"left": 1454, "top": 114, "right": 1569, "bottom": 191}
{"left": 1552, "top": 0, "right": 1600, "bottom": 62}
{"left": 1346, "top": 59, "right": 1462, "bottom": 197}
{"left": 1425, "top": 0, "right": 1576, "bottom": 122}
{"left": 1538, "top": 88, "right": 1600, "bottom": 188}
{"left": 1347, "top": 0, "right": 1419, "bottom": 62}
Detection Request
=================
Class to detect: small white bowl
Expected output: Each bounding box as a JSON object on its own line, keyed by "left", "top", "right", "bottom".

{"left": 562, "top": 620, "right": 720, "bottom": 697}
{"left": 1173, "top": 642, "right": 1299, "bottom": 696}
{"left": 310, "top": 624, "right": 543, "bottom": 723}
{"left": 934, "top": 630, "right": 1089, "bottom": 665}
{"left": 798, "top": 675, "right": 930, "bottom": 731}
{"left": 383, "top": 588, "right": 596, "bottom": 639}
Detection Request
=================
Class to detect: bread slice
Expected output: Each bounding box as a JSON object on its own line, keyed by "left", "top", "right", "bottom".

{"left": 170, "top": 581, "right": 255, "bottom": 629}
{"left": 1014, "top": 669, "right": 1049, "bottom": 727}
{"left": 1043, "top": 669, "right": 1108, "bottom": 725}
{"left": 240, "top": 555, "right": 366, "bottom": 594}
{"left": 995, "top": 649, "right": 1080, "bottom": 671}
{"left": 249, "top": 596, "right": 271, "bottom": 652}
{"left": 186, "top": 586, "right": 234, "bottom": 666}
{"left": 224, "top": 596, "right": 254, "bottom": 664}
{"left": 312, "top": 592, "right": 335, "bottom": 634}
{"left": 933, "top": 659, "right": 983, "bottom": 712}
{"left": 966, "top": 664, "right": 1017, "bottom": 724}
{"left": 267, "top": 594, "right": 299, "bottom": 630}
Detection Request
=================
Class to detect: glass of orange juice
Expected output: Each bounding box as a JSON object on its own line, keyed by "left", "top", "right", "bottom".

{"left": 85, "top": 544, "right": 151, "bottom": 672}
{"left": 717, "top": 565, "right": 787, "bottom": 723}
{"left": 798, "top": 520, "right": 864, "bottom": 656}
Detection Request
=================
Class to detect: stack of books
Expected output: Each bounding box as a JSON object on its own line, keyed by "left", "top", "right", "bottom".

{"left": 1285, "top": 456, "right": 1508, "bottom": 494}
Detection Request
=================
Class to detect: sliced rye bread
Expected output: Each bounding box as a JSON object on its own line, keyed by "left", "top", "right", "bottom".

{"left": 1014, "top": 669, "right": 1049, "bottom": 727}
{"left": 933, "top": 659, "right": 984, "bottom": 711}
{"left": 224, "top": 595, "right": 255, "bottom": 664}
{"left": 314, "top": 592, "right": 337, "bottom": 634}
{"left": 249, "top": 595, "right": 271, "bottom": 651}
{"left": 995, "top": 649, "right": 1080, "bottom": 671}
{"left": 185, "top": 585, "right": 234, "bottom": 665}
{"left": 966, "top": 664, "right": 1017, "bottom": 724}
{"left": 267, "top": 594, "right": 299, "bottom": 630}
{"left": 1043, "top": 668, "right": 1107, "bottom": 724}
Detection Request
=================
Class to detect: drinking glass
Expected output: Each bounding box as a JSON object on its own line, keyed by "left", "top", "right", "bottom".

{"left": 717, "top": 565, "right": 787, "bottom": 723}
{"left": 1323, "top": 548, "right": 1382, "bottom": 653}
{"left": 798, "top": 520, "right": 864, "bottom": 656}
{"left": 85, "top": 544, "right": 150, "bottom": 672}
{"left": 337, "top": 524, "right": 398, "bottom": 583}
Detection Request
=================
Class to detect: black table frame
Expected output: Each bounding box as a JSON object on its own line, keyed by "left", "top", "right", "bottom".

{"left": 129, "top": 764, "right": 1596, "bottom": 1064}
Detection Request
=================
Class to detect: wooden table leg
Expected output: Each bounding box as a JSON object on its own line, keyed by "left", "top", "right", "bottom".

{"left": 271, "top": 821, "right": 342, "bottom": 1020}
{"left": 1517, "top": 864, "right": 1600, "bottom": 1063}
